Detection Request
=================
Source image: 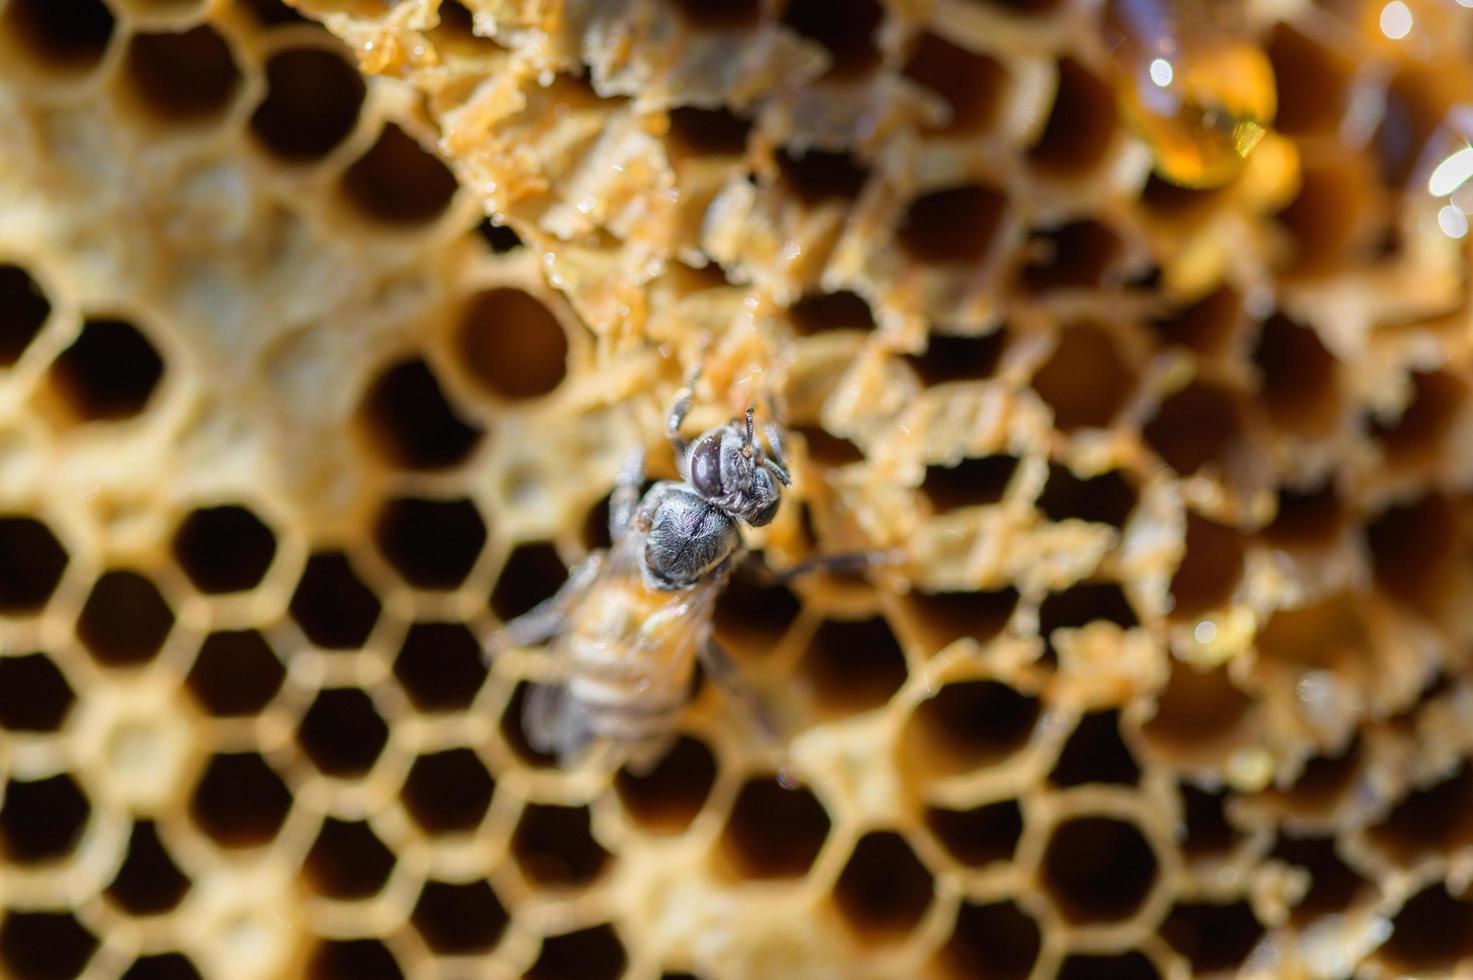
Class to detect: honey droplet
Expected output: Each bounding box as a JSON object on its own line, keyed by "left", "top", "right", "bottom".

{"left": 1107, "top": 0, "right": 1277, "bottom": 189}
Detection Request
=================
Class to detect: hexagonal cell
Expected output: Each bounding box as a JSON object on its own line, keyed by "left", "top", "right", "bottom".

{"left": 778, "top": 147, "right": 869, "bottom": 205}
{"left": 1049, "top": 710, "right": 1140, "bottom": 787}
{"left": 933, "top": 900, "right": 1041, "bottom": 980}
{"left": 0, "top": 911, "right": 98, "bottom": 980}
{"left": 106, "top": 821, "right": 191, "bottom": 916}
{"left": 1030, "top": 323, "right": 1136, "bottom": 432}
{"left": 412, "top": 878, "right": 508, "bottom": 955}
{"left": 1258, "top": 740, "right": 1362, "bottom": 819}
{"left": 1254, "top": 592, "right": 1368, "bottom": 676}
{"left": 0, "top": 653, "right": 75, "bottom": 731}
{"left": 489, "top": 541, "right": 567, "bottom": 622}
{"left": 0, "top": 263, "right": 50, "bottom": 365}
{"left": 500, "top": 681, "right": 559, "bottom": 768}
{"left": 1268, "top": 23, "right": 1352, "bottom": 137}
{"left": 903, "top": 31, "right": 1007, "bottom": 134}
{"left": 712, "top": 572, "right": 801, "bottom": 655}
{"left": 1028, "top": 58, "right": 1118, "bottom": 175}
{"left": 788, "top": 290, "right": 875, "bottom": 336}
{"left": 455, "top": 288, "right": 569, "bottom": 401}
{"left": 1056, "top": 952, "right": 1160, "bottom": 980}
{"left": 904, "top": 329, "right": 1008, "bottom": 386}
{"left": 1375, "top": 67, "right": 1450, "bottom": 190}
{"left": 797, "top": 425, "right": 864, "bottom": 467}
{"left": 1038, "top": 581, "right": 1138, "bottom": 665}
{"left": 172, "top": 504, "right": 278, "bottom": 594}
{"left": 0, "top": 773, "right": 90, "bottom": 864}
{"left": 0, "top": 0, "right": 115, "bottom": 78}
{"left": 1262, "top": 479, "right": 1343, "bottom": 548}
{"left": 1367, "top": 763, "right": 1473, "bottom": 868}
{"left": 1366, "top": 493, "right": 1460, "bottom": 617}
{"left": 512, "top": 803, "right": 611, "bottom": 889}
{"left": 303, "top": 818, "right": 396, "bottom": 899}
{"left": 667, "top": 0, "right": 760, "bottom": 30}
{"left": 925, "top": 800, "right": 1023, "bottom": 868}
{"left": 474, "top": 217, "right": 524, "bottom": 253}
{"left": 667, "top": 104, "right": 752, "bottom": 157}
{"left": 921, "top": 455, "right": 1019, "bottom": 513}
{"left": 1168, "top": 513, "right": 1244, "bottom": 620}
{"left": 1139, "top": 662, "right": 1253, "bottom": 761}
{"left": 1040, "top": 816, "right": 1159, "bottom": 925}
{"left": 1150, "top": 283, "right": 1242, "bottom": 354}
{"left": 1020, "top": 220, "right": 1121, "bottom": 293}
{"left": 393, "top": 621, "right": 488, "bottom": 712}
{"left": 374, "top": 496, "right": 487, "bottom": 590}
{"left": 121, "top": 952, "right": 203, "bottom": 980}
{"left": 306, "top": 939, "right": 404, "bottom": 980}
{"left": 1271, "top": 834, "right": 1375, "bottom": 925}
{"left": 1142, "top": 382, "right": 1243, "bottom": 477}
{"left": 897, "top": 184, "right": 1007, "bottom": 265}
{"left": 1377, "top": 882, "right": 1473, "bottom": 975}
{"left": 185, "top": 630, "right": 285, "bottom": 717}
{"left": 0, "top": 515, "right": 69, "bottom": 613}
{"left": 401, "top": 748, "right": 495, "bottom": 835}
{"left": 288, "top": 551, "right": 382, "bottom": 650}
{"left": 1275, "top": 161, "right": 1368, "bottom": 275}
{"left": 797, "top": 617, "right": 908, "bottom": 717}
{"left": 250, "top": 47, "right": 365, "bottom": 162}
{"left": 904, "top": 586, "right": 1018, "bottom": 656}
{"left": 44, "top": 317, "right": 165, "bottom": 424}
{"left": 121, "top": 26, "right": 241, "bottom": 126}
{"left": 903, "top": 680, "right": 1040, "bottom": 777}
{"left": 1252, "top": 313, "right": 1341, "bottom": 436}
{"left": 76, "top": 570, "right": 176, "bottom": 666}
{"left": 358, "top": 356, "right": 483, "bottom": 470}
{"left": 526, "top": 924, "right": 627, "bottom": 980}
{"left": 781, "top": 0, "right": 882, "bottom": 78}
{"left": 1370, "top": 370, "right": 1467, "bottom": 466}
{"left": 1179, "top": 782, "right": 1242, "bottom": 861}
{"left": 296, "top": 688, "right": 390, "bottom": 779}
{"left": 1159, "top": 900, "right": 1265, "bottom": 974}
{"left": 1037, "top": 465, "right": 1136, "bottom": 529}
{"left": 189, "top": 752, "right": 293, "bottom": 848}
{"left": 832, "top": 831, "right": 934, "bottom": 942}
{"left": 340, "top": 124, "right": 458, "bottom": 227}
{"left": 614, "top": 735, "right": 717, "bottom": 834}
{"left": 720, "top": 775, "right": 830, "bottom": 879}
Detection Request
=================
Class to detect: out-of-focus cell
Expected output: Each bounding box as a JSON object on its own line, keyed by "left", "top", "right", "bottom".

{"left": 303, "top": 818, "right": 396, "bottom": 899}
{"left": 122, "top": 26, "right": 241, "bottom": 126}
{"left": 296, "top": 688, "right": 390, "bottom": 779}
{"left": 76, "top": 570, "right": 176, "bottom": 666}
{"left": 358, "top": 356, "right": 484, "bottom": 470}
{"left": 720, "top": 775, "right": 831, "bottom": 878}
{"left": 0, "top": 653, "right": 75, "bottom": 731}
{"left": 340, "top": 124, "right": 458, "bottom": 227}
{"left": 512, "top": 803, "right": 611, "bottom": 889}
{"left": 456, "top": 288, "right": 570, "bottom": 401}
{"left": 0, "top": 912, "right": 98, "bottom": 980}
{"left": 832, "top": 831, "right": 934, "bottom": 941}
{"left": 188, "top": 752, "right": 292, "bottom": 848}
{"left": 411, "top": 879, "right": 509, "bottom": 955}
{"left": 0, "top": 264, "right": 50, "bottom": 365}
{"left": 251, "top": 47, "right": 364, "bottom": 161}
{"left": 374, "top": 495, "right": 487, "bottom": 590}
{"left": 401, "top": 748, "right": 495, "bottom": 835}
{"left": 393, "top": 622, "right": 488, "bottom": 712}
{"left": 934, "top": 899, "right": 1041, "bottom": 980}
{"left": 172, "top": 504, "right": 278, "bottom": 594}
{"left": 288, "top": 551, "right": 382, "bottom": 649}
{"left": 1041, "top": 816, "right": 1159, "bottom": 924}
{"left": 1, "top": 0, "right": 115, "bottom": 78}
{"left": 526, "top": 925, "right": 626, "bottom": 980}
{"left": 0, "top": 773, "right": 90, "bottom": 864}
{"left": 106, "top": 821, "right": 192, "bottom": 916}
{"left": 186, "top": 630, "right": 285, "bottom": 716}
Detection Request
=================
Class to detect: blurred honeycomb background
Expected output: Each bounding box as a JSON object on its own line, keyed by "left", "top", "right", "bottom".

{"left": 3, "top": 0, "right": 1473, "bottom": 977}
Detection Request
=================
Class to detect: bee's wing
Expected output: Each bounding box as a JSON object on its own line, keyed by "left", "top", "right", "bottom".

{"left": 487, "top": 553, "right": 603, "bottom": 659}
{"left": 522, "top": 680, "right": 595, "bottom": 763}
{"left": 697, "top": 630, "right": 788, "bottom": 750}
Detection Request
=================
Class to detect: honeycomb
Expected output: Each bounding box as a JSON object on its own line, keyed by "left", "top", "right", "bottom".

{"left": 4, "top": 0, "right": 1473, "bottom": 976}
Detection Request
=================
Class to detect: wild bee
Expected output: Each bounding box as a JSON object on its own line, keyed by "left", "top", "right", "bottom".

{"left": 489, "top": 374, "right": 870, "bottom": 767}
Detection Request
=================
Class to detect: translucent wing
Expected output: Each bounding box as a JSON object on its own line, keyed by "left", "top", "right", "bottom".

{"left": 521, "top": 680, "right": 595, "bottom": 764}
{"left": 697, "top": 633, "right": 787, "bottom": 750}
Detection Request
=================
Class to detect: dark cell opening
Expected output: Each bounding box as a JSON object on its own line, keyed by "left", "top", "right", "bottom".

{"left": 0, "top": 773, "right": 89, "bottom": 864}
{"left": 288, "top": 551, "right": 382, "bottom": 649}
{"left": 123, "top": 26, "right": 241, "bottom": 124}
{"left": 526, "top": 925, "right": 627, "bottom": 980}
{"left": 296, "top": 687, "right": 390, "bottom": 778}
{"left": 903, "top": 32, "right": 1007, "bottom": 134}
{"left": 897, "top": 184, "right": 1007, "bottom": 265}
{"left": 121, "top": 953, "right": 203, "bottom": 980}
{"left": 76, "top": 570, "right": 175, "bottom": 666}
{"left": 833, "top": 832, "right": 934, "bottom": 940}
{"left": 777, "top": 147, "right": 870, "bottom": 204}
{"left": 1367, "top": 763, "right": 1473, "bottom": 868}
{"left": 1143, "top": 382, "right": 1241, "bottom": 476}
{"left": 1030, "top": 322, "right": 1136, "bottom": 431}
{"left": 0, "top": 911, "right": 98, "bottom": 980}
{"left": 720, "top": 776, "right": 831, "bottom": 878}
{"left": 1139, "top": 662, "right": 1252, "bottom": 759}
{"left": 375, "top": 496, "right": 487, "bottom": 590}
{"left": 1041, "top": 816, "right": 1159, "bottom": 924}
{"left": 393, "top": 621, "right": 488, "bottom": 712}
{"left": 512, "top": 803, "right": 612, "bottom": 888}
{"left": 1253, "top": 313, "right": 1340, "bottom": 435}
{"left": 240, "top": 0, "right": 307, "bottom": 25}
{"left": 921, "top": 455, "right": 1019, "bottom": 513}
{"left": 1150, "top": 284, "right": 1241, "bottom": 354}
{"left": 304, "top": 818, "right": 397, "bottom": 899}
{"left": 411, "top": 878, "right": 509, "bottom": 954}
{"left": 1268, "top": 23, "right": 1350, "bottom": 137}
{"left": 1378, "top": 883, "right": 1473, "bottom": 974}
{"left": 615, "top": 735, "right": 718, "bottom": 833}
{"left": 251, "top": 47, "right": 364, "bottom": 161}
{"left": 307, "top": 940, "right": 404, "bottom": 980}
{"left": 1168, "top": 513, "right": 1244, "bottom": 619}
{"left": 489, "top": 542, "right": 567, "bottom": 622}
{"left": 1056, "top": 952, "right": 1160, "bottom": 980}
{"left": 0, "top": 264, "right": 50, "bottom": 365}
{"left": 189, "top": 752, "right": 292, "bottom": 848}
{"left": 1262, "top": 480, "right": 1343, "bottom": 547}
{"left": 798, "top": 426, "right": 864, "bottom": 467}
{"left": 401, "top": 748, "right": 495, "bottom": 835}
{"left": 186, "top": 630, "right": 285, "bottom": 716}
{"left": 1029, "top": 59, "right": 1117, "bottom": 175}
{"left": 1272, "top": 833, "right": 1375, "bottom": 924}
{"left": 1038, "top": 581, "right": 1137, "bottom": 665}
{"left": 666, "top": 0, "right": 762, "bottom": 30}
{"left": 669, "top": 106, "right": 752, "bottom": 156}
{"left": 713, "top": 571, "right": 801, "bottom": 654}
{"left": 46, "top": 317, "right": 165, "bottom": 423}
{"left": 1275, "top": 163, "right": 1364, "bottom": 275}
{"left": 1370, "top": 370, "right": 1466, "bottom": 466}
{"left": 0, "top": 653, "right": 75, "bottom": 731}
{"left": 456, "top": 288, "right": 568, "bottom": 401}
{"left": 500, "top": 681, "right": 559, "bottom": 768}
{"left": 935, "top": 900, "right": 1041, "bottom": 980}
{"left": 1180, "top": 782, "right": 1242, "bottom": 860}
{"left": 1, "top": 0, "right": 115, "bottom": 75}
{"left": 788, "top": 290, "right": 875, "bottom": 335}
{"left": 1159, "top": 901, "right": 1265, "bottom": 974}
{"left": 905, "top": 586, "right": 1018, "bottom": 655}
{"left": 780, "top": 0, "right": 883, "bottom": 78}
{"left": 904, "top": 328, "right": 1007, "bottom": 386}
{"left": 1049, "top": 710, "right": 1140, "bottom": 787}
{"left": 1037, "top": 465, "right": 1136, "bottom": 528}
{"left": 173, "top": 504, "right": 278, "bottom": 594}
{"left": 906, "top": 680, "right": 1040, "bottom": 775}
{"left": 106, "top": 821, "right": 191, "bottom": 916}
{"left": 1020, "top": 220, "right": 1121, "bottom": 293}
{"left": 358, "top": 356, "right": 483, "bottom": 470}
{"left": 1365, "top": 493, "right": 1459, "bottom": 617}
{"left": 475, "top": 217, "right": 524, "bottom": 254}
{"left": 799, "top": 616, "right": 908, "bottom": 716}
{"left": 926, "top": 800, "right": 1023, "bottom": 868}
{"left": 341, "top": 124, "right": 458, "bottom": 226}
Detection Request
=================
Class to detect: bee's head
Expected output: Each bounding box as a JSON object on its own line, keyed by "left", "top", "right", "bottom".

{"left": 686, "top": 407, "right": 791, "bottom": 527}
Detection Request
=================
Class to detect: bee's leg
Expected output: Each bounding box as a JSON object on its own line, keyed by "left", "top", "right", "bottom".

{"left": 486, "top": 553, "right": 603, "bottom": 661}
{"left": 609, "top": 445, "right": 646, "bottom": 542}
{"left": 698, "top": 633, "right": 785, "bottom": 749}
{"left": 667, "top": 382, "right": 695, "bottom": 463}
{"left": 740, "top": 548, "right": 899, "bottom": 586}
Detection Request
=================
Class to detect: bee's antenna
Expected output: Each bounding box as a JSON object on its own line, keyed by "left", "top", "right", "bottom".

{"left": 743, "top": 406, "right": 756, "bottom": 452}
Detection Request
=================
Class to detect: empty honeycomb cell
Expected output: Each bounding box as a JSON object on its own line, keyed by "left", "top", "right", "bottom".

{"left": 188, "top": 752, "right": 293, "bottom": 848}
{"left": 1370, "top": 370, "right": 1466, "bottom": 465}
{"left": 44, "top": 317, "right": 165, "bottom": 424}
{"left": 512, "top": 803, "right": 612, "bottom": 889}
{"left": 971, "top": 0, "right": 1063, "bottom": 12}
{"left": 720, "top": 775, "right": 830, "bottom": 879}
{"left": 1268, "top": 24, "right": 1351, "bottom": 137}
{"left": 76, "top": 570, "right": 176, "bottom": 666}
{"left": 475, "top": 218, "right": 524, "bottom": 254}
{"left": 1038, "top": 581, "right": 1137, "bottom": 665}
{"left": 307, "top": 939, "right": 404, "bottom": 980}
{"left": 1150, "top": 284, "right": 1241, "bottom": 355}
{"left": 172, "top": 503, "right": 278, "bottom": 594}
{"left": 904, "top": 680, "right": 1040, "bottom": 776}
{"left": 777, "top": 148, "right": 870, "bottom": 205}
{"left": 832, "top": 831, "right": 934, "bottom": 941}
{"left": 0, "top": 773, "right": 89, "bottom": 864}
{"left": 669, "top": 107, "right": 751, "bottom": 159}
{"left": 934, "top": 899, "right": 1041, "bottom": 980}
{"left": 904, "top": 586, "right": 1018, "bottom": 655}
{"left": 1252, "top": 313, "right": 1340, "bottom": 435}
{"left": 121, "top": 26, "right": 241, "bottom": 126}
{"left": 0, "top": 653, "right": 75, "bottom": 731}
{"left": 340, "top": 124, "right": 458, "bottom": 227}
{"left": 411, "top": 879, "right": 509, "bottom": 955}
{"left": 712, "top": 571, "right": 801, "bottom": 654}
{"left": 1178, "top": 783, "right": 1241, "bottom": 860}
{"left": 615, "top": 735, "right": 718, "bottom": 833}
{"left": 1140, "top": 662, "right": 1252, "bottom": 759}
{"left": 490, "top": 542, "right": 568, "bottom": 622}
{"left": 1262, "top": 480, "right": 1343, "bottom": 547}
{"left": 303, "top": 818, "right": 397, "bottom": 899}
{"left": 665, "top": 0, "right": 762, "bottom": 30}
{"left": 1368, "top": 764, "right": 1473, "bottom": 867}
{"left": 904, "top": 329, "right": 1008, "bottom": 386}
{"left": 401, "top": 748, "right": 495, "bottom": 835}
{"left": 1056, "top": 952, "right": 1159, "bottom": 980}
{"left": 788, "top": 290, "right": 875, "bottom": 335}
{"left": 1261, "top": 741, "right": 1360, "bottom": 817}
{"left": 921, "top": 455, "right": 1018, "bottom": 514}
{"left": 1139, "top": 173, "right": 1223, "bottom": 223}
{"left": 1158, "top": 900, "right": 1265, "bottom": 974}
{"left": 289, "top": 551, "right": 383, "bottom": 649}
{"left": 903, "top": 32, "right": 1007, "bottom": 134}
{"left": 501, "top": 682, "right": 559, "bottom": 767}
{"left": 121, "top": 953, "right": 203, "bottom": 980}
{"left": 781, "top": 0, "right": 883, "bottom": 78}
{"left": 0, "top": 911, "right": 98, "bottom": 980}
{"left": 1375, "top": 68, "right": 1450, "bottom": 190}
{"left": 374, "top": 496, "right": 487, "bottom": 590}
{"left": 241, "top": 0, "right": 308, "bottom": 25}
{"left": 358, "top": 356, "right": 483, "bottom": 470}
{"left": 297, "top": 687, "right": 390, "bottom": 779}
{"left": 926, "top": 800, "right": 1023, "bottom": 868}
{"left": 1040, "top": 816, "right": 1159, "bottom": 925}
{"left": 1020, "top": 221, "right": 1121, "bottom": 293}
{"left": 1275, "top": 163, "right": 1366, "bottom": 274}
{"left": 1270, "top": 834, "right": 1373, "bottom": 924}
{"left": 1029, "top": 59, "right": 1117, "bottom": 175}
{"left": 1030, "top": 323, "right": 1136, "bottom": 432}
{"left": 1037, "top": 464, "right": 1136, "bottom": 529}
{"left": 896, "top": 184, "right": 1007, "bottom": 265}
{"left": 393, "top": 621, "right": 488, "bottom": 712}
{"left": 1049, "top": 710, "right": 1141, "bottom": 787}
{"left": 1365, "top": 493, "right": 1458, "bottom": 614}
{"left": 1377, "top": 882, "right": 1473, "bottom": 974}
{"left": 250, "top": 47, "right": 364, "bottom": 162}
{"left": 186, "top": 630, "right": 285, "bottom": 716}
{"left": 526, "top": 924, "right": 627, "bottom": 980}
{"left": 106, "top": 821, "right": 191, "bottom": 916}
{"left": 0, "top": 0, "right": 115, "bottom": 77}
{"left": 1167, "top": 513, "right": 1244, "bottom": 619}
{"left": 1142, "top": 382, "right": 1241, "bottom": 476}
{"left": 0, "top": 263, "right": 50, "bottom": 365}
{"left": 797, "top": 616, "right": 908, "bottom": 716}
{"left": 455, "top": 288, "right": 570, "bottom": 401}
{"left": 797, "top": 425, "right": 864, "bottom": 466}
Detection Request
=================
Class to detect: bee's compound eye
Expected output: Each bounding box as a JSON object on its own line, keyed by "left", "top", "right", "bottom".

{"left": 691, "top": 438, "right": 723, "bottom": 497}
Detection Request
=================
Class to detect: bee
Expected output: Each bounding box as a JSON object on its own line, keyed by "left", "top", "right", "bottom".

{"left": 489, "top": 375, "right": 868, "bottom": 767}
